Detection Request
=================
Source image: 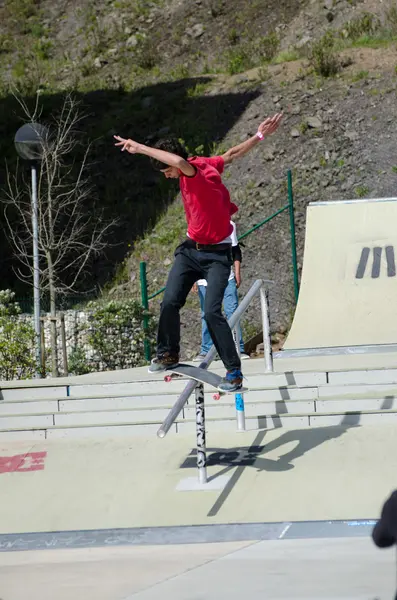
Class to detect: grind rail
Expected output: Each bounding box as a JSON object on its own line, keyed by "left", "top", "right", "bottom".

{"left": 157, "top": 278, "right": 273, "bottom": 484}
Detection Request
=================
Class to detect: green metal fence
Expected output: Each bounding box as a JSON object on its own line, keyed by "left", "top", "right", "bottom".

{"left": 139, "top": 169, "right": 300, "bottom": 361}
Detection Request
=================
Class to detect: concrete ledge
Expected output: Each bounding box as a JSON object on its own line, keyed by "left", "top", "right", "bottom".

{"left": 0, "top": 414, "right": 53, "bottom": 428}
{"left": 316, "top": 398, "right": 397, "bottom": 413}
{"left": 68, "top": 381, "right": 188, "bottom": 398}
{"left": 0, "top": 429, "right": 46, "bottom": 441}
{"left": 0, "top": 400, "right": 58, "bottom": 416}
{"left": 46, "top": 422, "right": 176, "bottom": 439}
{"left": 176, "top": 415, "right": 310, "bottom": 434}
{"left": 59, "top": 395, "right": 180, "bottom": 412}
{"left": 319, "top": 383, "right": 397, "bottom": 399}
{"left": 246, "top": 372, "right": 327, "bottom": 388}
{"left": 328, "top": 369, "right": 397, "bottom": 385}
{"left": 309, "top": 412, "right": 397, "bottom": 427}
{"left": 274, "top": 354, "right": 397, "bottom": 373}
{"left": 0, "top": 387, "right": 67, "bottom": 401}
{"left": 185, "top": 401, "right": 316, "bottom": 420}
{"left": 54, "top": 409, "right": 170, "bottom": 427}
{"left": 241, "top": 388, "right": 318, "bottom": 401}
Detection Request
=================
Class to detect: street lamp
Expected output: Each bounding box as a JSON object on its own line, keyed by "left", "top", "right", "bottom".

{"left": 14, "top": 122, "right": 49, "bottom": 378}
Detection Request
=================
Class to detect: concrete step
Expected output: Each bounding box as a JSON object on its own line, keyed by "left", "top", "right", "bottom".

{"left": 2, "top": 407, "right": 397, "bottom": 441}
{"left": 0, "top": 369, "right": 327, "bottom": 403}
{"left": 3, "top": 361, "right": 397, "bottom": 440}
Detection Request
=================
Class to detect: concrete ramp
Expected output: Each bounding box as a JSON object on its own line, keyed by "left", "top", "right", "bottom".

{"left": 276, "top": 198, "right": 397, "bottom": 371}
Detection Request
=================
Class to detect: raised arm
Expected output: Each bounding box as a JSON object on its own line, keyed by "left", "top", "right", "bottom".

{"left": 221, "top": 113, "right": 283, "bottom": 165}
{"left": 113, "top": 135, "right": 195, "bottom": 176}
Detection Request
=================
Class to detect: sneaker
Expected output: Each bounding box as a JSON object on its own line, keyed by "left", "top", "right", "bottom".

{"left": 148, "top": 352, "right": 179, "bottom": 373}
{"left": 240, "top": 352, "right": 250, "bottom": 360}
{"left": 193, "top": 353, "right": 207, "bottom": 362}
{"left": 218, "top": 368, "right": 243, "bottom": 392}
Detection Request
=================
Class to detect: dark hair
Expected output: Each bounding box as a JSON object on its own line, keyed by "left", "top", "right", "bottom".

{"left": 150, "top": 137, "right": 189, "bottom": 171}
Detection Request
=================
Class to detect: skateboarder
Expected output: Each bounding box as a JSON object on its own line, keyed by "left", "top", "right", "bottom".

{"left": 114, "top": 113, "right": 282, "bottom": 391}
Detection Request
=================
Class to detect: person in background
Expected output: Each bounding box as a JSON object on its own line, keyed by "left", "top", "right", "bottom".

{"left": 194, "top": 221, "right": 250, "bottom": 362}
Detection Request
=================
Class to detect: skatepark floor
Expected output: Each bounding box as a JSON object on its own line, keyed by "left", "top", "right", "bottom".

{"left": 1, "top": 424, "right": 397, "bottom": 599}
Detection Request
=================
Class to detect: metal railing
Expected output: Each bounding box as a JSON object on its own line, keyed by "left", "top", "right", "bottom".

{"left": 157, "top": 278, "right": 272, "bottom": 484}
{"left": 139, "top": 169, "right": 299, "bottom": 361}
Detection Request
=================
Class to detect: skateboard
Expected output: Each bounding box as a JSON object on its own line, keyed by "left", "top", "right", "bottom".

{"left": 164, "top": 363, "right": 248, "bottom": 400}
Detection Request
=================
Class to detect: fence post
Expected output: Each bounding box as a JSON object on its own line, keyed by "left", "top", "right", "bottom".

{"left": 139, "top": 261, "right": 151, "bottom": 362}
{"left": 60, "top": 312, "right": 68, "bottom": 376}
{"left": 287, "top": 169, "right": 299, "bottom": 303}
{"left": 195, "top": 382, "right": 207, "bottom": 484}
{"left": 40, "top": 317, "right": 46, "bottom": 376}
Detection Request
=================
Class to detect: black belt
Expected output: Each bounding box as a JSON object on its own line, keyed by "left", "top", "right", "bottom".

{"left": 184, "top": 239, "right": 232, "bottom": 252}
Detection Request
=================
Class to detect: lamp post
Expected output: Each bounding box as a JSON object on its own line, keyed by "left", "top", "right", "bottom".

{"left": 14, "top": 123, "right": 49, "bottom": 378}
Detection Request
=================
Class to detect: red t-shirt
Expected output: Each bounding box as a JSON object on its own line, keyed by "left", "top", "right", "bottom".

{"left": 179, "top": 156, "right": 238, "bottom": 244}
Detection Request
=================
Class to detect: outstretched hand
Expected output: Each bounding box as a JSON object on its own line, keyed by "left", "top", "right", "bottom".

{"left": 258, "top": 113, "right": 283, "bottom": 137}
{"left": 114, "top": 135, "right": 140, "bottom": 154}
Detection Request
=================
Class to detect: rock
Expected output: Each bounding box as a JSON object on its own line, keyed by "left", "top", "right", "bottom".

{"left": 107, "top": 47, "right": 118, "bottom": 56}
{"left": 126, "top": 34, "right": 138, "bottom": 47}
{"left": 296, "top": 35, "right": 311, "bottom": 49}
{"left": 326, "top": 11, "right": 334, "bottom": 22}
{"left": 273, "top": 95, "right": 282, "bottom": 103}
{"left": 345, "top": 130, "right": 359, "bottom": 141}
{"left": 291, "top": 104, "right": 301, "bottom": 115}
{"left": 163, "top": 258, "right": 172, "bottom": 266}
{"left": 94, "top": 57, "right": 105, "bottom": 68}
{"left": 291, "top": 128, "right": 300, "bottom": 138}
{"left": 307, "top": 116, "right": 322, "bottom": 129}
{"left": 187, "top": 23, "right": 204, "bottom": 38}
{"left": 324, "top": 0, "right": 333, "bottom": 9}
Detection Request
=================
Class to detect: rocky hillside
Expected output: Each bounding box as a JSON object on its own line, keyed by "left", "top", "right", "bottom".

{"left": 1, "top": 0, "right": 397, "bottom": 357}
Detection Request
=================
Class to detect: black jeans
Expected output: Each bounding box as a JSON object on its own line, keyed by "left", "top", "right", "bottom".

{"left": 157, "top": 241, "right": 241, "bottom": 371}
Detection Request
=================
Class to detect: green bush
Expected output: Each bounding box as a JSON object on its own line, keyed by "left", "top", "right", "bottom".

{"left": 257, "top": 32, "right": 280, "bottom": 62}
{"left": 308, "top": 31, "right": 340, "bottom": 77}
{"left": 227, "top": 46, "right": 253, "bottom": 74}
{"left": 86, "top": 299, "right": 156, "bottom": 371}
{"left": 385, "top": 3, "right": 397, "bottom": 34}
{"left": 0, "top": 290, "right": 36, "bottom": 381}
{"left": 343, "top": 12, "right": 380, "bottom": 40}
{"left": 68, "top": 346, "right": 93, "bottom": 376}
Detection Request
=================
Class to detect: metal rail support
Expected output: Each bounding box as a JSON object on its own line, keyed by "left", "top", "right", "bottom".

{"left": 233, "top": 323, "right": 246, "bottom": 431}
{"left": 195, "top": 382, "right": 207, "bottom": 484}
{"left": 260, "top": 286, "right": 273, "bottom": 373}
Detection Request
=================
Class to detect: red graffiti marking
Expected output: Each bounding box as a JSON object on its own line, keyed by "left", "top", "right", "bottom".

{"left": 0, "top": 451, "right": 47, "bottom": 474}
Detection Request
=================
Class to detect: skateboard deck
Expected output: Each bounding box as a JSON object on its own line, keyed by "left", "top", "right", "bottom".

{"left": 164, "top": 363, "right": 247, "bottom": 399}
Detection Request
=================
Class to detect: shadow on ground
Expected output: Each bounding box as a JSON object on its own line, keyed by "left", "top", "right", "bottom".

{"left": 181, "top": 416, "right": 360, "bottom": 516}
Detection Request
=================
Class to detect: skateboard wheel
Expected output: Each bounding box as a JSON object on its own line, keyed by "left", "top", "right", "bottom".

{"left": 164, "top": 375, "right": 172, "bottom": 383}
{"left": 213, "top": 392, "right": 221, "bottom": 401}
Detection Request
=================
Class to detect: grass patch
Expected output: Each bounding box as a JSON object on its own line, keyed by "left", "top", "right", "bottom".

{"left": 273, "top": 48, "right": 300, "bottom": 64}
{"left": 349, "top": 34, "right": 397, "bottom": 49}
{"left": 225, "top": 31, "right": 280, "bottom": 75}
{"left": 351, "top": 69, "right": 369, "bottom": 82}
{"left": 355, "top": 185, "right": 369, "bottom": 198}
{"left": 186, "top": 81, "right": 210, "bottom": 97}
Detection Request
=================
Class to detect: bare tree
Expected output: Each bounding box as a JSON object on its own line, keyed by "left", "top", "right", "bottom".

{"left": 2, "top": 93, "right": 116, "bottom": 376}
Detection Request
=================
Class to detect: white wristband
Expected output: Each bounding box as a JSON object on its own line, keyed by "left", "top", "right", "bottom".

{"left": 256, "top": 131, "right": 264, "bottom": 140}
